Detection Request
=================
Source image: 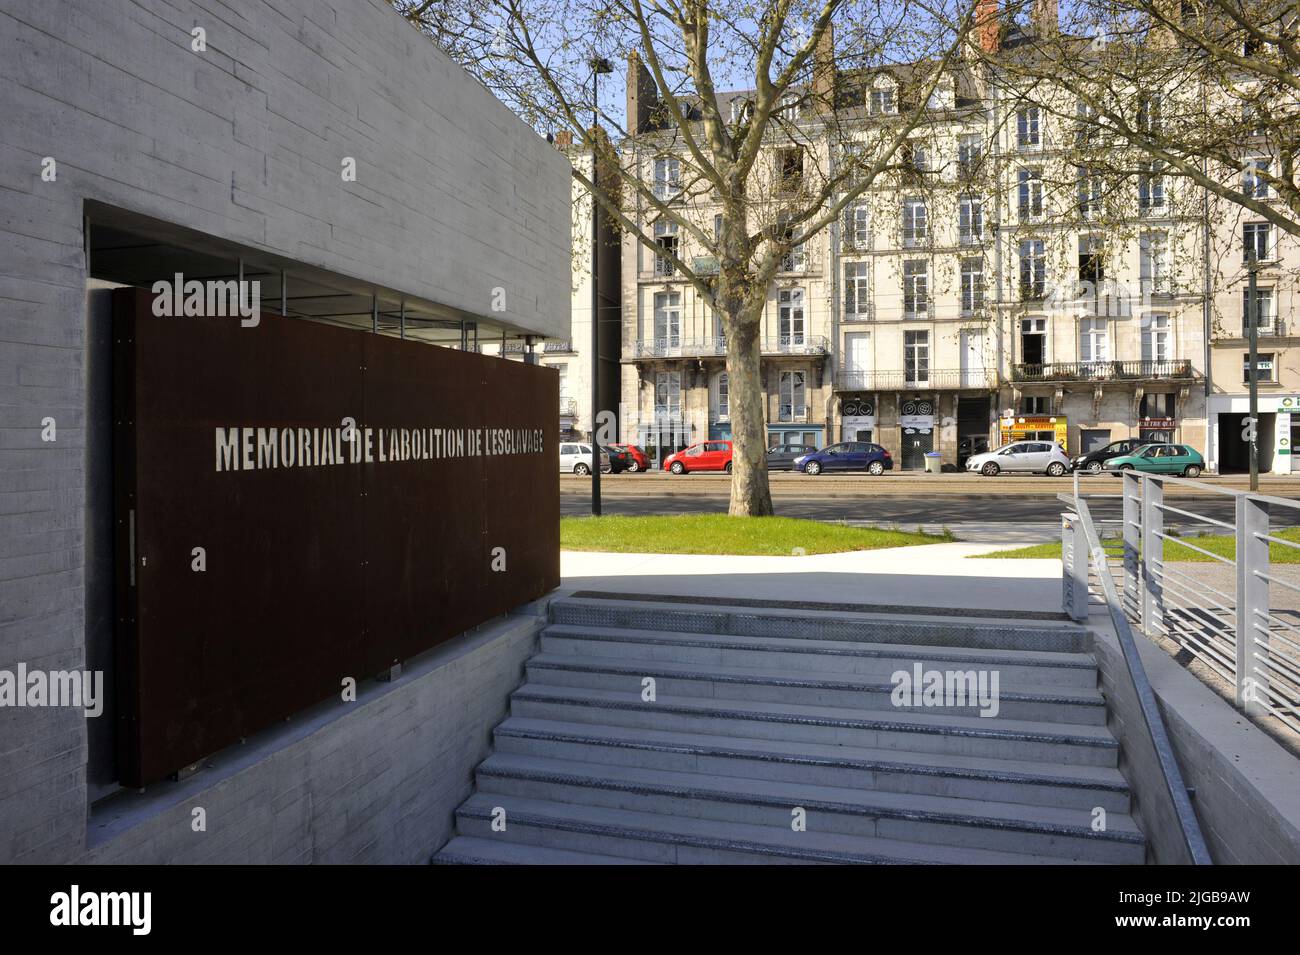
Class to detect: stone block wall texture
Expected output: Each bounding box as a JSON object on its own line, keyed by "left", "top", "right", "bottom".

{"left": 0, "top": 0, "right": 569, "bottom": 862}
{"left": 84, "top": 614, "right": 540, "bottom": 865}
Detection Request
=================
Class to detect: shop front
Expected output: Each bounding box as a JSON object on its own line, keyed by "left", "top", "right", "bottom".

{"left": 839, "top": 395, "right": 876, "bottom": 443}
{"left": 899, "top": 398, "right": 936, "bottom": 470}
{"left": 999, "top": 413, "right": 1070, "bottom": 452}
{"left": 1207, "top": 393, "right": 1300, "bottom": 474}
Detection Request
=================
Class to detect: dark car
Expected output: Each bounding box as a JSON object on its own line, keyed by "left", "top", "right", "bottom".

{"left": 766, "top": 443, "right": 817, "bottom": 471}
{"left": 600, "top": 445, "right": 632, "bottom": 474}
{"left": 1073, "top": 438, "right": 1144, "bottom": 474}
{"left": 609, "top": 443, "right": 650, "bottom": 472}
{"left": 794, "top": 441, "right": 893, "bottom": 475}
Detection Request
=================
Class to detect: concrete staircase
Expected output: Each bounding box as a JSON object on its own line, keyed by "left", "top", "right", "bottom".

{"left": 433, "top": 595, "right": 1146, "bottom": 865}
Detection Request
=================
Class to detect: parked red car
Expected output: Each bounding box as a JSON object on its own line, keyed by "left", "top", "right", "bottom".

{"left": 609, "top": 443, "right": 650, "bottom": 473}
{"left": 663, "top": 440, "right": 733, "bottom": 474}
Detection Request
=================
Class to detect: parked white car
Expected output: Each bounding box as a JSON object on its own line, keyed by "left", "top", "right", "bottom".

{"left": 966, "top": 440, "right": 1072, "bottom": 477}
{"left": 559, "top": 442, "right": 609, "bottom": 475}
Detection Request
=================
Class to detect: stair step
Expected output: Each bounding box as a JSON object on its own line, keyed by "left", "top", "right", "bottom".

{"left": 453, "top": 793, "right": 1108, "bottom": 865}
{"left": 549, "top": 597, "right": 1091, "bottom": 653}
{"left": 473, "top": 753, "right": 1145, "bottom": 863}
{"left": 492, "top": 717, "right": 1132, "bottom": 812}
{"left": 510, "top": 683, "right": 1120, "bottom": 766}
{"left": 431, "top": 836, "right": 657, "bottom": 865}
{"left": 541, "top": 624, "right": 1099, "bottom": 689}
{"left": 526, "top": 652, "right": 1107, "bottom": 725}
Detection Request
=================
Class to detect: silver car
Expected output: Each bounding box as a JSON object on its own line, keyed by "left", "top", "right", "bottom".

{"left": 966, "top": 440, "right": 1072, "bottom": 477}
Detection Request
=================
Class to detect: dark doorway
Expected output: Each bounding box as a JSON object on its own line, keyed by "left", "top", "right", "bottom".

{"left": 901, "top": 428, "right": 933, "bottom": 470}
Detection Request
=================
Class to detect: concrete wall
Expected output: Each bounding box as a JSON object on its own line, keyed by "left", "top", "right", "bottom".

{"left": 0, "top": 0, "right": 568, "bottom": 863}
{"left": 85, "top": 612, "right": 540, "bottom": 864}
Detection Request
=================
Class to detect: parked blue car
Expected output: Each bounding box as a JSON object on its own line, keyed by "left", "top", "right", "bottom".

{"left": 794, "top": 441, "right": 894, "bottom": 475}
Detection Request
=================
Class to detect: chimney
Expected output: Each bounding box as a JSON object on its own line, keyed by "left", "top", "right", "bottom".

{"left": 976, "top": 0, "right": 1001, "bottom": 53}
{"left": 811, "top": 22, "right": 836, "bottom": 113}
{"left": 626, "top": 50, "right": 658, "bottom": 135}
{"left": 1032, "top": 0, "right": 1058, "bottom": 36}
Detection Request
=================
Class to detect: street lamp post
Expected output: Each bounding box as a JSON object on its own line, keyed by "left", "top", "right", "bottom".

{"left": 589, "top": 56, "right": 613, "bottom": 517}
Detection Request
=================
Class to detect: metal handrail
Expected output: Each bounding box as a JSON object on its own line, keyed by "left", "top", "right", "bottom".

{"left": 1061, "top": 492, "right": 1214, "bottom": 865}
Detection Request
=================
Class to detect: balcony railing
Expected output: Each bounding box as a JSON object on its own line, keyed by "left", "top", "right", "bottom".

{"left": 631, "top": 335, "right": 829, "bottom": 359}
{"left": 1011, "top": 359, "right": 1193, "bottom": 382}
{"left": 503, "top": 339, "right": 574, "bottom": 354}
{"left": 842, "top": 302, "right": 875, "bottom": 323}
{"left": 837, "top": 367, "right": 997, "bottom": 390}
{"left": 560, "top": 396, "right": 578, "bottom": 416}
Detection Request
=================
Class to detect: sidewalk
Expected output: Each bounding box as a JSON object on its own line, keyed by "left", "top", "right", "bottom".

{"left": 561, "top": 542, "right": 1062, "bottom": 613}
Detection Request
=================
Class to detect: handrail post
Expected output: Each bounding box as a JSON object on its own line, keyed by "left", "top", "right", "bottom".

{"left": 1142, "top": 476, "right": 1164, "bottom": 636}
{"left": 1123, "top": 470, "right": 1142, "bottom": 616}
{"left": 1235, "top": 493, "right": 1271, "bottom": 716}
{"left": 1061, "top": 512, "right": 1088, "bottom": 622}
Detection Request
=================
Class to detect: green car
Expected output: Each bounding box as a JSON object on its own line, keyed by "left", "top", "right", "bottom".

{"left": 1103, "top": 443, "right": 1204, "bottom": 478}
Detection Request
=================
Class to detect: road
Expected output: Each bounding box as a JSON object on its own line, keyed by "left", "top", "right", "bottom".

{"left": 561, "top": 472, "right": 1300, "bottom": 544}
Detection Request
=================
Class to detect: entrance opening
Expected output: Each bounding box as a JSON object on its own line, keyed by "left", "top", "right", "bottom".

{"left": 1218, "top": 411, "right": 1275, "bottom": 473}
{"left": 901, "top": 428, "right": 934, "bottom": 470}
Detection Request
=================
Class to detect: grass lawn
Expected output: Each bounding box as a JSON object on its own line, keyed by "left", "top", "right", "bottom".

{"left": 560, "top": 514, "right": 953, "bottom": 556}
{"left": 972, "top": 526, "right": 1300, "bottom": 562}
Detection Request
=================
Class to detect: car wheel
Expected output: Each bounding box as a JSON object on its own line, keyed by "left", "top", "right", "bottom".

{"left": 868, "top": 460, "right": 885, "bottom": 475}
{"left": 725, "top": 462, "right": 732, "bottom": 474}
{"left": 574, "top": 463, "right": 590, "bottom": 475}
{"left": 805, "top": 461, "right": 822, "bottom": 475}
{"left": 981, "top": 462, "right": 1000, "bottom": 476}
{"left": 1184, "top": 464, "right": 1202, "bottom": 478}
{"left": 1086, "top": 460, "right": 1103, "bottom": 473}
{"left": 670, "top": 461, "right": 685, "bottom": 475}
{"left": 627, "top": 461, "right": 640, "bottom": 473}
{"left": 1119, "top": 463, "right": 1134, "bottom": 470}
{"left": 1047, "top": 462, "right": 1066, "bottom": 477}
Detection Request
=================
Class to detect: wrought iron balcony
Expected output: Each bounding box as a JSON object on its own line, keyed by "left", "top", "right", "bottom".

{"left": 560, "top": 396, "right": 578, "bottom": 416}
{"left": 1011, "top": 359, "right": 1193, "bottom": 382}
{"left": 630, "top": 335, "right": 829, "bottom": 359}
{"left": 837, "top": 367, "right": 997, "bottom": 391}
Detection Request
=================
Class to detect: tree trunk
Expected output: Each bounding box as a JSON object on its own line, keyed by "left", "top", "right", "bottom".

{"left": 724, "top": 315, "right": 774, "bottom": 516}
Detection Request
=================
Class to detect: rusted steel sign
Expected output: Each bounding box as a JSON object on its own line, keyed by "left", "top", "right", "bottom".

{"left": 112, "top": 288, "right": 558, "bottom": 786}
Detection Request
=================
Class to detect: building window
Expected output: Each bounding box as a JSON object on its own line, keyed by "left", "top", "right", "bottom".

{"left": 653, "top": 220, "right": 678, "bottom": 276}
{"left": 904, "top": 330, "right": 929, "bottom": 385}
{"left": 958, "top": 195, "right": 983, "bottom": 244}
{"left": 1137, "top": 93, "right": 1162, "bottom": 135}
{"left": 1080, "top": 317, "right": 1110, "bottom": 364}
{"left": 1075, "top": 99, "right": 1100, "bottom": 145}
{"left": 960, "top": 258, "right": 984, "bottom": 314}
{"left": 776, "top": 147, "right": 804, "bottom": 194}
{"left": 958, "top": 133, "right": 983, "bottom": 176}
{"left": 779, "top": 370, "right": 807, "bottom": 422}
{"left": 1138, "top": 162, "right": 1166, "bottom": 213}
{"left": 1243, "top": 222, "right": 1272, "bottom": 264}
{"left": 778, "top": 214, "right": 806, "bottom": 272}
{"left": 779, "top": 288, "right": 805, "bottom": 345}
{"left": 653, "top": 156, "right": 681, "bottom": 201}
{"left": 729, "top": 98, "right": 753, "bottom": 123}
{"left": 902, "top": 198, "right": 927, "bottom": 245}
{"left": 1022, "top": 395, "right": 1050, "bottom": 414}
{"left": 1142, "top": 313, "right": 1171, "bottom": 363}
{"left": 655, "top": 370, "right": 681, "bottom": 416}
{"left": 1021, "top": 316, "right": 1046, "bottom": 365}
{"left": 1140, "top": 392, "right": 1176, "bottom": 418}
{"left": 715, "top": 372, "right": 729, "bottom": 420}
{"left": 871, "top": 87, "right": 895, "bottom": 115}
{"left": 1019, "top": 239, "right": 1045, "bottom": 301}
{"left": 842, "top": 202, "right": 870, "bottom": 249}
{"left": 1078, "top": 235, "right": 1105, "bottom": 286}
{"left": 1243, "top": 157, "right": 1271, "bottom": 199}
{"left": 653, "top": 290, "right": 681, "bottom": 346}
{"left": 1242, "top": 287, "right": 1275, "bottom": 335}
{"left": 778, "top": 93, "right": 800, "bottom": 119}
{"left": 1077, "top": 166, "right": 1102, "bottom": 219}
{"left": 843, "top": 262, "right": 871, "bottom": 319}
{"left": 1244, "top": 353, "right": 1275, "bottom": 383}
{"left": 1141, "top": 232, "right": 1171, "bottom": 295}
{"left": 713, "top": 214, "right": 723, "bottom": 242}
{"left": 1017, "top": 106, "right": 1041, "bottom": 148}
{"left": 1018, "top": 168, "right": 1043, "bottom": 220}
{"left": 903, "top": 260, "right": 929, "bottom": 316}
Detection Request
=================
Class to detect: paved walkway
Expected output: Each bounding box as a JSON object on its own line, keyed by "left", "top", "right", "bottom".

{"left": 561, "top": 542, "right": 1062, "bottom": 613}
